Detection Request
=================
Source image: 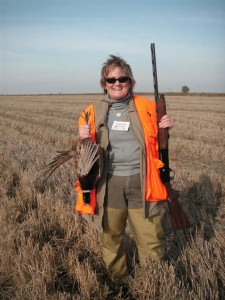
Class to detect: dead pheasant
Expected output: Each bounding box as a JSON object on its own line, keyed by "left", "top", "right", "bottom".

{"left": 42, "top": 112, "right": 103, "bottom": 204}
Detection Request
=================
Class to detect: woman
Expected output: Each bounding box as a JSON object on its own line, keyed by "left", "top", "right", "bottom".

{"left": 77, "top": 55, "right": 173, "bottom": 283}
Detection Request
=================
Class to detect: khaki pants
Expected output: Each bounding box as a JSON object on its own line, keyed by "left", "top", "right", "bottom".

{"left": 101, "top": 174, "right": 165, "bottom": 283}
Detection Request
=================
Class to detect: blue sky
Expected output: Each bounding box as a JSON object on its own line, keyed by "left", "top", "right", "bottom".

{"left": 0, "top": 0, "right": 225, "bottom": 94}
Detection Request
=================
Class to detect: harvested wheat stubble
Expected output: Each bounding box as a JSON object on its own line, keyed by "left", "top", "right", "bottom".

{"left": 0, "top": 94, "right": 224, "bottom": 299}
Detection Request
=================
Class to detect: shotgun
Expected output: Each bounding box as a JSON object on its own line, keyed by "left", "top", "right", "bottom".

{"left": 150, "top": 43, "right": 191, "bottom": 230}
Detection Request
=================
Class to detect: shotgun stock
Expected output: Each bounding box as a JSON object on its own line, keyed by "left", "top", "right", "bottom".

{"left": 151, "top": 43, "right": 191, "bottom": 230}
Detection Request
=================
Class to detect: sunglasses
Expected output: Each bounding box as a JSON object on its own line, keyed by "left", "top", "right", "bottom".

{"left": 106, "top": 76, "right": 130, "bottom": 84}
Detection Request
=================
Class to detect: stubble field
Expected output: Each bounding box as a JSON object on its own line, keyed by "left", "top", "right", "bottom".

{"left": 0, "top": 94, "right": 224, "bottom": 299}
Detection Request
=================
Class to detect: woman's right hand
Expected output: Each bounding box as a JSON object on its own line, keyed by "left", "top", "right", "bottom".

{"left": 79, "top": 123, "right": 91, "bottom": 139}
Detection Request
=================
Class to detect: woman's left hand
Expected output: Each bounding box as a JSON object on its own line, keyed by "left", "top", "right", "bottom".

{"left": 159, "top": 115, "right": 174, "bottom": 130}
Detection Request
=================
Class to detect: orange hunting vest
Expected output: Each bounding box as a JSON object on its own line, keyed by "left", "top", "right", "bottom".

{"left": 74, "top": 96, "right": 167, "bottom": 215}
{"left": 133, "top": 95, "right": 168, "bottom": 201}
{"left": 74, "top": 106, "right": 96, "bottom": 215}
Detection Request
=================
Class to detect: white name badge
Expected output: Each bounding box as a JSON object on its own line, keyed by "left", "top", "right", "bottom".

{"left": 112, "top": 121, "right": 130, "bottom": 131}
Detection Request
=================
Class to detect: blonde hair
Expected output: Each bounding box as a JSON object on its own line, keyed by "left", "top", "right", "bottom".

{"left": 100, "top": 55, "right": 136, "bottom": 94}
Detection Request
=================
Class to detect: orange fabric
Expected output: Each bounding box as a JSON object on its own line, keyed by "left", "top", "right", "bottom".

{"left": 74, "top": 106, "right": 97, "bottom": 215}
{"left": 78, "top": 106, "right": 96, "bottom": 142}
{"left": 74, "top": 181, "right": 96, "bottom": 215}
{"left": 133, "top": 96, "right": 168, "bottom": 201}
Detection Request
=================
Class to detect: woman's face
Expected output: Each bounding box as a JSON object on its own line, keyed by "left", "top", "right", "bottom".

{"left": 104, "top": 67, "right": 131, "bottom": 100}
